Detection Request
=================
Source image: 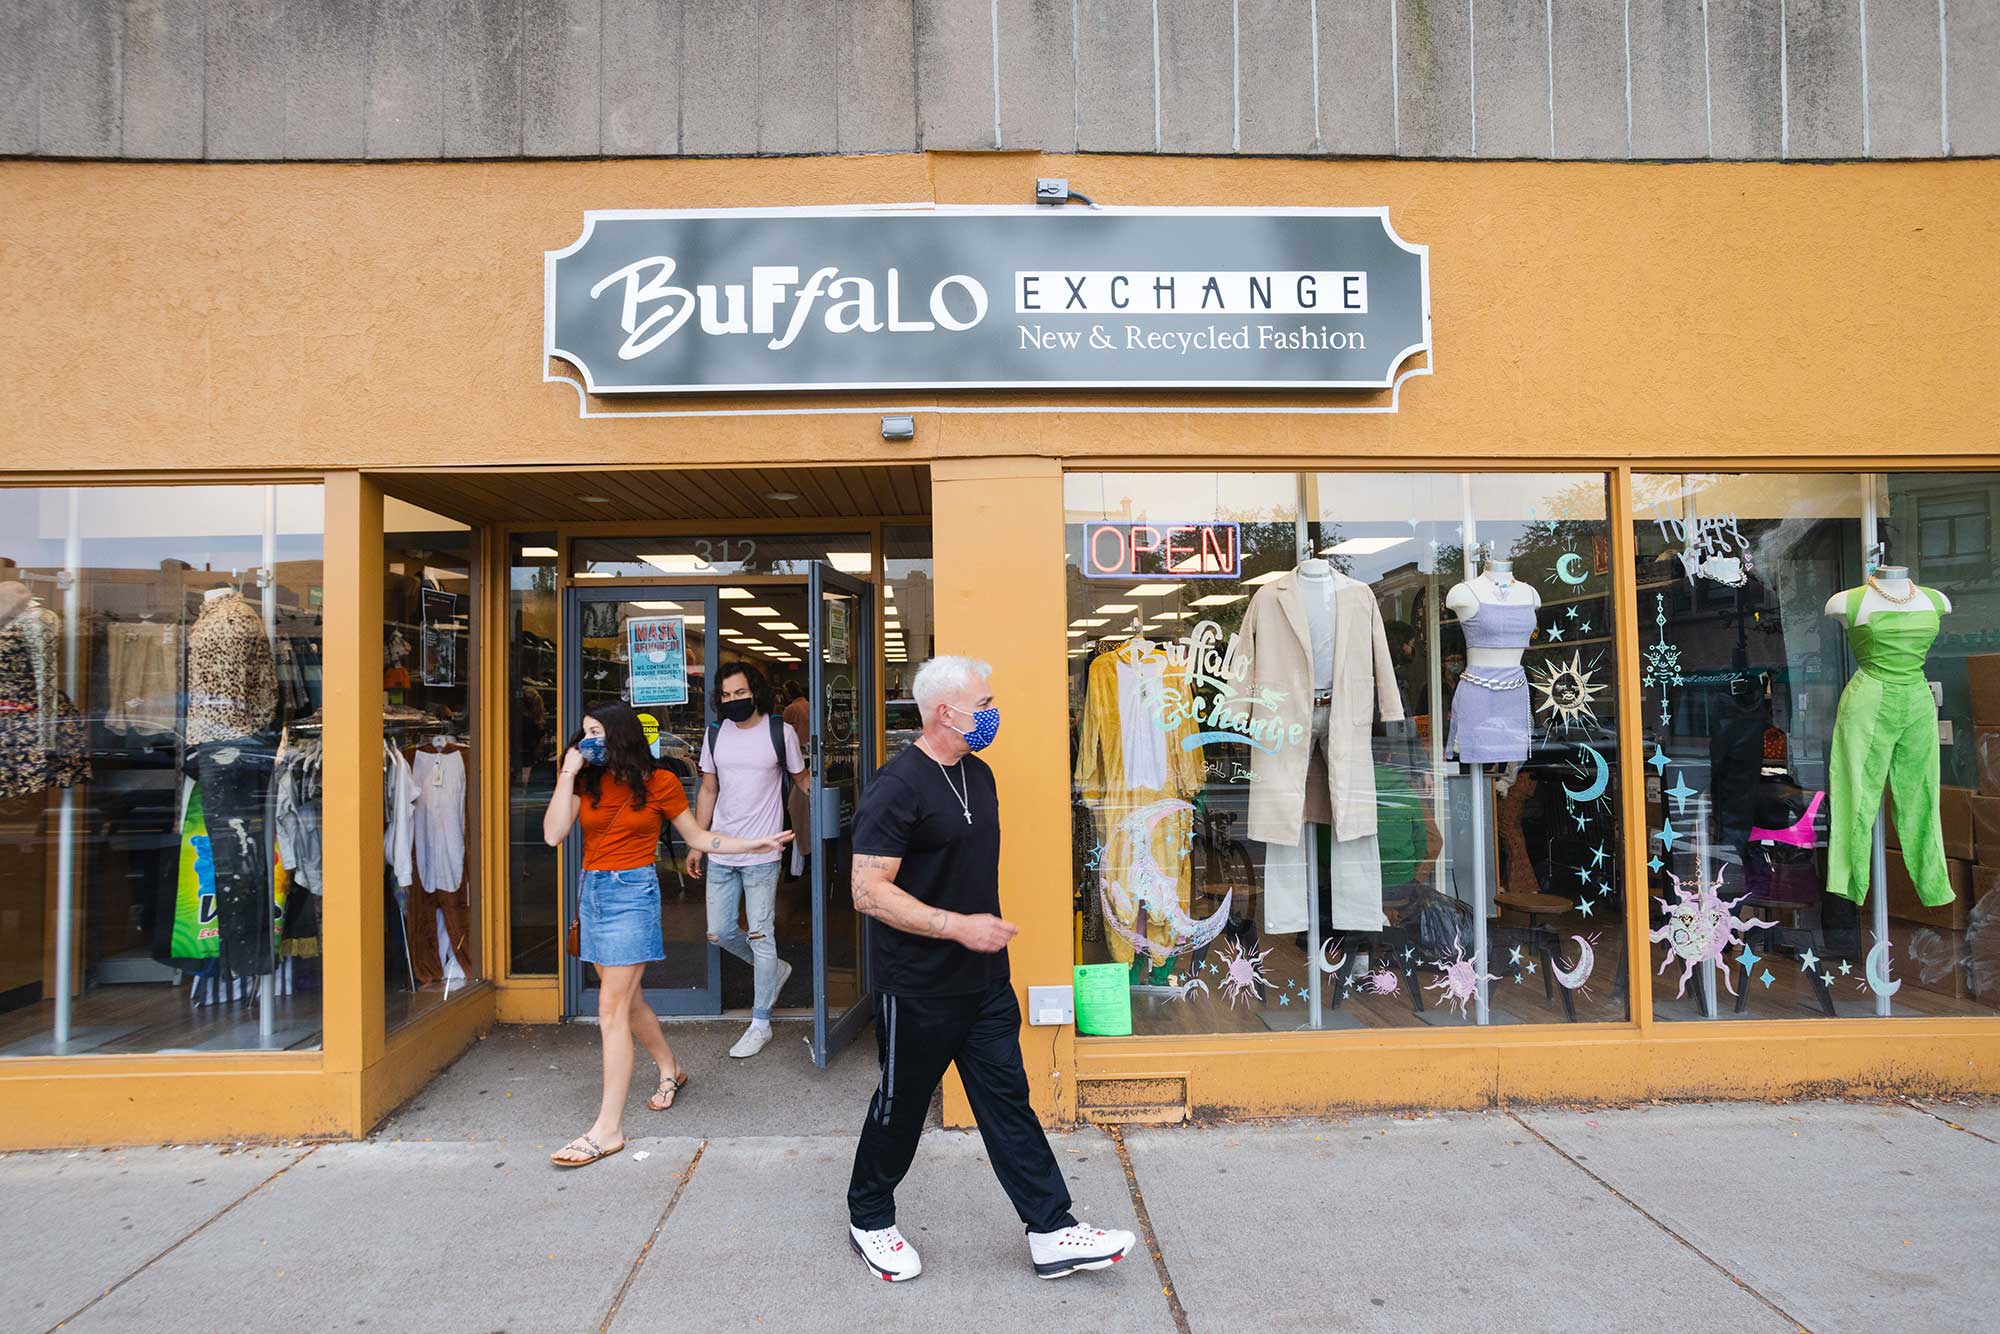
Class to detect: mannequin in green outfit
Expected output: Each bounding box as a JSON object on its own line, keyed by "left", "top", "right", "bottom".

{"left": 1823, "top": 566, "right": 1956, "bottom": 907}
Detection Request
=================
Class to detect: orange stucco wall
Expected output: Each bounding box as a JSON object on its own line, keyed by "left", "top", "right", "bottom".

{"left": 4, "top": 153, "right": 1998, "bottom": 477}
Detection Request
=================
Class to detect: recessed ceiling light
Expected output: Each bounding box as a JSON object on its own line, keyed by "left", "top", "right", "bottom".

{"left": 638, "top": 553, "right": 712, "bottom": 574}
{"left": 1188, "top": 594, "right": 1247, "bottom": 607}
{"left": 1322, "top": 537, "right": 1409, "bottom": 556}
{"left": 827, "top": 552, "right": 873, "bottom": 575}
{"left": 520, "top": 546, "right": 558, "bottom": 559}
{"left": 629, "top": 601, "right": 682, "bottom": 611}
{"left": 1125, "top": 583, "right": 1184, "bottom": 597}
{"left": 765, "top": 490, "right": 802, "bottom": 502}
{"left": 1242, "top": 570, "right": 1289, "bottom": 585}
{"left": 1067, "top": 630, "right": 1086, "bottom": 638}
{"left": 682, "top": 615, "right": 706, "bottom": 625}
{"left": 719, "top": 588, "right": 754, "bottom": 600}
{"left": 737, "top": 606, "right": 779, "bottom": 617}
{"left": 571, "top": 571, "right": 612, "bottom": 579}
{"left": 1070, "top": 618, "right": 1108, "bottom": 628}
{"left": 578, "top": 495, "right": 612, "bottom": 505}
{"left": 1095, "top": 603, "right": 1138, "bottom": 614}
{"left": 765, "top": 621, "right": 799, "bottom": 631}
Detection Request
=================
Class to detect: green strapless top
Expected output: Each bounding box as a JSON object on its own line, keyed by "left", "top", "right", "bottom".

{"left": 1845, "top": 585, "right": 1945, "bottom": 684}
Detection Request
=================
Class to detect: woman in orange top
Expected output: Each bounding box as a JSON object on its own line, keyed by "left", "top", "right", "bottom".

{"left": 542, "top": 701, "right": 790, "bottom": 1168}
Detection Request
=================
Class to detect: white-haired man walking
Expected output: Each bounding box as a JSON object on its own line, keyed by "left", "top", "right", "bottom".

{"left": 844, "top": 655, "right": 1134, "bottom": 1283}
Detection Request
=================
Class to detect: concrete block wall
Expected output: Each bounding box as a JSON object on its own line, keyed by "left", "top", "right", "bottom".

{"left": 2, "top": 1, "right": 1991, "bottom": 161}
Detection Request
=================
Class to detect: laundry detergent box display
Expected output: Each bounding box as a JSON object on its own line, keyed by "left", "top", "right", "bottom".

{"left": 1886, "top": 858, "right": 1971, "bottom": 932}
{"left": 1885, "top": 784, "right": 1973, "bottom": 860}
{"left": 1969, "top": 653, "right": 2000, "bottom": 727}
{"left": 1972, "top": 795, "right": 2000, "bottom": 869}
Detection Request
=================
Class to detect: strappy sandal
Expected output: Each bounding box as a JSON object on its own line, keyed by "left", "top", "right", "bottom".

{"left": 550, "top": 1134, "right": 624, "bottom": 1168}
{"left": 648, "top": 1067, "right": 691, "bottom": 1112}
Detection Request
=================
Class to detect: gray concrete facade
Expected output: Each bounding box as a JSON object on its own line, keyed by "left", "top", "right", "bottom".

{"left": 1, "top": 1, "right": 1992, "bottom": 161}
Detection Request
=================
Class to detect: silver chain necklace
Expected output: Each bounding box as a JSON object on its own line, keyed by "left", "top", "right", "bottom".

{"left": 933, "top": 755, "right": 972, "bottom": 825}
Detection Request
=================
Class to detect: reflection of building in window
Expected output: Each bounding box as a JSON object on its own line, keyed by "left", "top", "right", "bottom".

{"left": 1916, "top": 494, "right": 1992, "bottom": 576}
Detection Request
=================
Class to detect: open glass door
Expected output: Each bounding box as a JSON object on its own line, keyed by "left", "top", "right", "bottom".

{"left": 809, "top": 562, "right": 874, "bottom": 1066}
{"left": 563, "top": 584, "right": 721, "bottom": 1016}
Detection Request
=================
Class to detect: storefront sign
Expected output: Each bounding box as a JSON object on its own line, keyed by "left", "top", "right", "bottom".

{"left": 546, "top": 207, "right": 1429, "bottom": 394}
{"left": 1083, "top": 521, "right": 1241, "bottom": 579}
{"left": 627, "top": 616, "right": 688, "bottom": 706}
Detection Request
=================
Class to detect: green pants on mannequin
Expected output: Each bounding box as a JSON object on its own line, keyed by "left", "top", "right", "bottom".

{"left": 1826, "top": 585, "right": 1954, "bottom": 908}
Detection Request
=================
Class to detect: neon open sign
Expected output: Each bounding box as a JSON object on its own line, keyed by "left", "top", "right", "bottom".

{"left": 1084, "top": 522, "right": 1242, "bottom": 580}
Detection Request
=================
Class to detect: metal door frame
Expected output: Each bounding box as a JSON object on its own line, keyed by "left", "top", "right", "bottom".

{"left": 809, "top": 562, "right": 876, "bottom": 1065}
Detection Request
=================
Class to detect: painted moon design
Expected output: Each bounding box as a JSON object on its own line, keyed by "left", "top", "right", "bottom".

{"left": 1865, "top": 938, "right": 1902, "bottom": 997}
{"left": 1100, "top": 799, "right": 1233, "bottom": 960}
{"left": 1315, "top": 940, "right": 1346, "bottom": 975}
{"left": 1551, "top": 936, "right": 1595, "bottom": 990}
{"left": 1563, "top": 745, "right": 1610, "bottom": 804}
{"left": 1555, "top": 552, "right": 1589, "bottom": 585}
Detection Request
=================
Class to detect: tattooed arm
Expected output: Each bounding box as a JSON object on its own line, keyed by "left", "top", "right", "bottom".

{"left": 667, "top": 807, "right": 793, "bottom": 858}
{"left": 852, "top": 853, "right": 1017, "bottom": 952}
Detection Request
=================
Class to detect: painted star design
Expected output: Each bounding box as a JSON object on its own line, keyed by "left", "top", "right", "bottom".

{"left": 1737, "top": 945, "right": 1762, "bottom": 973}
{"left": 1590, "top": 843, "right": 1609, "bottom": 868}
{"left": 1648, "top": 855, "right": 1664, "bottom": 873}
{"left": 1799, "top": 948, "right": 1820, "bottom": 972}
{"left": 1577, "top": 898, "right": 1595, "bottom": 918}
{"left": 1547, "top": 624, "right": 1566, "bottom": 642}
{"left": 1576, "top": 865, "right": 1594, "bottom": 884}
{"left": 1525, "top": 959, "right": 1539, "bottom": 974}
{"left": 1657, "top": 819, "right": 1684, "bottom": 853}
{"left": 1509, "top": 946, "right": 1525, "bottom": 966}
{"left": 1566, "top": 605, "right": 1579, "bottom": 620}
{"left": 1837, "top": 960, "right": 1852, "bottom": 976}
{"left": 1278, "top": 993, "right": 1291, "bottom": 1006}
{"left": 1760, "top": 969, "right": 1775, "bottom": 988}
{"left": 1820, "top": 971, "right": 1835, "bottom": 987}
{"left": 1579, "top": 621, "right": 1592, "bottom": 635}
{"left": 1647, "top": 745, "right": 1671, "bottom": 776}
{"left": 1573, "top": 810, "right": 1590, "bottom": 831}
{"left": 1665, "top": 772, "right": 1698, "bottom": 813}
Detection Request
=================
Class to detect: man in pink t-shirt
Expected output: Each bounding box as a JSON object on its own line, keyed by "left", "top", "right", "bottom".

{"left": 689, "top": 662, "right": 807, "bottom": 1058}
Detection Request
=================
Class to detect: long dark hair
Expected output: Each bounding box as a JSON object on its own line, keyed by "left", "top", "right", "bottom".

{"left": 568, "top": 701, "right": 656, "bottom": 808}
{"left": 714, "top": 660, "right": 774, "bottom": 715}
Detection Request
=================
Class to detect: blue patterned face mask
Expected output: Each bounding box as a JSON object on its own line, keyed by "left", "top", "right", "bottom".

{"left": 948, "top": 705, "right": 1001, "bottom": 752}
{"left": 578, "top": 736, "right": 608, "bottom": 766}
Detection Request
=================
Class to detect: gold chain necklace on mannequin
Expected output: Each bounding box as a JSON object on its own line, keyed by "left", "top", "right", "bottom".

{"left": 1866, "top": 574, "right": 1919, "bottom": 605}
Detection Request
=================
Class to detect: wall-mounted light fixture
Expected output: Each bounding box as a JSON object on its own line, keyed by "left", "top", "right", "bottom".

{"left": 880, "top": 415, "right": 916, "bottom": 441}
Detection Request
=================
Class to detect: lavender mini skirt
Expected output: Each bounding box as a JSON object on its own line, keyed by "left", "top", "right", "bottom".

{"left": 1448, "top": 666, "right": 1531, "bottom": 764}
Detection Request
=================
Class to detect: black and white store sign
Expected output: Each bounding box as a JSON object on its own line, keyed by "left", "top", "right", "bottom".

{"left": 545, "top": 206, "right": 1430, "bottom": 394}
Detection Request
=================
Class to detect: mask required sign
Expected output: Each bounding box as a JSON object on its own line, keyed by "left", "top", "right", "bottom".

{"left": 545, "top": 206, "right": 1430, "bottom": 395}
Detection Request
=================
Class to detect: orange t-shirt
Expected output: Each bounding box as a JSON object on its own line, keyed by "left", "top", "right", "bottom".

{"left": 577, "top": 770, "right": 689, "bottom": 870}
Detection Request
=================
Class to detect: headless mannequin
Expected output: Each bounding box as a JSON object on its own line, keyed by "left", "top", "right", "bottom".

{"left": 1823, "top": 565, "right": 1953, "bottom": 624}
{"left": 1446, "top": 559, "right": 1538, "bottom": 789}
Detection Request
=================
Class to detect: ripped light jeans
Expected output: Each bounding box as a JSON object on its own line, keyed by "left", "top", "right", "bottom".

{"left": 706, "top": 860, "right": 783, "bottom": 1020}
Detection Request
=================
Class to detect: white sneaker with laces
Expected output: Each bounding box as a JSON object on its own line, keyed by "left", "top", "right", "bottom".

{"left": 1027, "top": 1221, "right": 1134, "bottom": 1279}
{"left": 728, "top": 1023, "right": 772, "bottom": 1059}
{"left": 849, "top": 1224, "right": 922, "bottom": 1282}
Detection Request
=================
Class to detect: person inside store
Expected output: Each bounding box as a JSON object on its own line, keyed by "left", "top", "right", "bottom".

{"left": 541, "top": 701, "right": 791, "bottom": 1169}
{"left": 843, "top": 655, "right": 1135, "bottom": 1283}
{"left": 686, "top": 662, "right": 807, "bottom": 1059}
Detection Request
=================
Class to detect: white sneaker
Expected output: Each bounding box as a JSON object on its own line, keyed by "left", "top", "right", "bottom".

{"left": 849, "top": 1224, "right": 922, "bottom": 1282}
{"left": 1028, "top": 1221, "right": 1134, "bottom": 1279}
{"left": 728, "top": 1023, "right": 772, "bottom": 1059}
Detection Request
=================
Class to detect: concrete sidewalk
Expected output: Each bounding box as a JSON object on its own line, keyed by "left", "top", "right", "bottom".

{"left": 5, "top": 1027, "right": 1994, "bottom": 1334}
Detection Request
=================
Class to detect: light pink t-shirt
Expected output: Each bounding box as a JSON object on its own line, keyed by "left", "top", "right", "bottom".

{"left": 698, "top": 715, "right": 806, "bottom": 867}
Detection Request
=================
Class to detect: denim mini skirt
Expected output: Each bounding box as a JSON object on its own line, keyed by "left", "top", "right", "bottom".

{"left": 578, "top": 867, "right": 666, "bottom": 967}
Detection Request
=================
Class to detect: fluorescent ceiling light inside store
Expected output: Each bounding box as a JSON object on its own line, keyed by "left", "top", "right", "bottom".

{"left": 638, "top": 553, "right": 712, "bottom": 574}
{"left": 1321, "top": 537, "right": 1409, "bottom": 557}
{"left": 827, "top": 552, "right": 873, "bottom": 575}
{"left": 737, "top": 606, "right": 779, "bottom": 617}
{"left": 630, "top": 601, "right": 681, "bottom": 611}
{"left": 521, "top": 546, "right": 558, "bottom": 558}
{"left": 1189, "top": 594, "right": 1247, "bottom": 607}
{"left": 1095, "top": 604, "right": 1138, "bottom": 614}
{"left": 719, "top": 587, "right": 753, "bottom": 600}
{"left": 1068, "top": 630, "right": 1086, "bottom": 638}
{"left": 1242, "top": 570, "right": 1289, "bottom": 585}
{"left": 1125, "top": 583, "right": 1184, "bottom": 597}
{"left": 765, "top": 621, "right": 799, "bottom": 631}
{"left": 1070, "top": 618, "right": 1108, "bottom": 628}
{"left": 719, "top": 629, "right": 744, "bottom": 639}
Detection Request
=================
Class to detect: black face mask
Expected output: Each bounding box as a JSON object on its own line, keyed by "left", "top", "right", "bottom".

{"left": 718, "top": 698, "right": 757, "bottom": 724}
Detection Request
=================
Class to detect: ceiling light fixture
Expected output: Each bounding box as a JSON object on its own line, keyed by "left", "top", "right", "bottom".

{"left": 719, "top": 588, "right": 754, "bottom": 600}
{"left": 764, "top": 490, "right": 802, "bottom": 502}
{"left": 520, "top": 546, "right": 558, "bottom": 559}
{"left": 577, "top": 495, "right": 612, "bottom": 505}
{"left": 1321, "top": 536, "right": 1410, "bottom": 557}
{"left": 826, "top": 552, "right": 873, "bottom": 575}
{"left": 1124, "top": 583, "right": 1185, "bottom": 597}
{"left": 1188, "top": 594, "right": 1248, "bottom": 607}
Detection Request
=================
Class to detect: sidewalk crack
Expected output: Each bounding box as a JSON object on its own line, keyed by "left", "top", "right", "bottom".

{"left": 1902, "top": 1098, "right": 1999, "bottom": 1145}
{"left": 41, "top": 1144, "right": 322, "bottom": 1334}
{"left": 1108, "top": 1125, "right": 1193, "bottom": 1334}
{"left": 599, "top": 1139, "right": 708, "bottom": 1333}
{"left": 1508, "top": 1112, "right": 1810, "bottom": 1333}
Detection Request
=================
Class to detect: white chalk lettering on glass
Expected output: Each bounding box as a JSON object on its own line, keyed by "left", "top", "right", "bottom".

{"left": 1147, "top": 621, "right": 1305, "bottom": 756}
{"left": 1651, "top": 500, "right": 1751, "bottom": 587}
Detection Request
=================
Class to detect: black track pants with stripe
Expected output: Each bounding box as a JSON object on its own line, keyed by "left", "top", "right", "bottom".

{"left": 847, "top": 981, "right": 1076, "bottom": 1234}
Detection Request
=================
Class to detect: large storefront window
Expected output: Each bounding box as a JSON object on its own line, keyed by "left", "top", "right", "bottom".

{"left": 0, "top": 485, "right": 326, "bottom": 1055}
{"left": 1633, "top": 473, "right": 2000, "bottom": 1020}
{"left": 508, "top": 533, "right": 560, "bottom": 976}
{"left": 383, "top": 504, "right": 481, "bottom": 1028}
{"left": 884, "top": 526, "right": 935, "bottom": 759}
{"left": 1067, "top": 472, "right": 1624, "bottom": 1035}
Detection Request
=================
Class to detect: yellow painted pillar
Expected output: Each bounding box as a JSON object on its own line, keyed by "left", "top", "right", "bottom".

{"left": 1609, "top": 467, "right": 1656, "bottom": 1029}
{"left": 930, "top": 457, "right": 1076, "bottom": 1127}
{"left": 321, "top": 472, "right": 386, "bottom": 1130}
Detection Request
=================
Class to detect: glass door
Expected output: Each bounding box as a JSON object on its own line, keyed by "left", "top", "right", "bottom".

{"left": 809, "top": 563, "right": 875, "bottom": 1065}
{"left": 563, "top": 584, "right": 721, "bottom": 1016}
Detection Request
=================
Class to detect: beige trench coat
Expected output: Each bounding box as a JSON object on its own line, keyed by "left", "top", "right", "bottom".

{"left": 1244, "top": 572, "right": 1405, "bottom": 846}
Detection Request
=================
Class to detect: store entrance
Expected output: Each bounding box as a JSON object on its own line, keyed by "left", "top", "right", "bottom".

{"left": 561, "top": 566, "right": 875, "bottom": 1066}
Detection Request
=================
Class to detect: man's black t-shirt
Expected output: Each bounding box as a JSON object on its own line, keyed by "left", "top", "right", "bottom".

{"left": 852, "top": 744, "right": 1008, "bottom": 998}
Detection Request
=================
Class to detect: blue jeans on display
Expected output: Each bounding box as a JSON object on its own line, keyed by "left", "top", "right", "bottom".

{"left": 706, "top": 860, "right": 782, "bottom": 1020}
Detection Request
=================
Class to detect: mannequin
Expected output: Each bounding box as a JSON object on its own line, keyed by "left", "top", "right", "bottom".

{"left": 0, "top": 578, "right": 90, "bottom": 800}
{"left": 1444, "top": 558, "right": 1541, "bottom": 769}
{"left": 1244, "top": 558, "right": 1404, "bottom": 934}
{"left": 185, "top": 582, "right": 282, "bottom": 981}
{"left": 1823, "top": 563, "right": 1955, "bottom": 907}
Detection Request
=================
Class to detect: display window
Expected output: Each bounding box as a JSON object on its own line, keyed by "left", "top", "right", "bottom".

{"left": 508, "top": 532, "right": 560, "bottom": 976}
{"left": 1633, "top": 472, "right": 2000, "bottom": 1020}
{"left": 382, "top": 504, "right": 482, "bottom": 1029}
{"left": 883, "top": 526, "right": 934, "bottom": 759}
{"left": 1066, "top": 471, "right": 1625, "bottom": 1035}
{"left": 0, "top": 484, "right": 327, "bottom": 1055}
